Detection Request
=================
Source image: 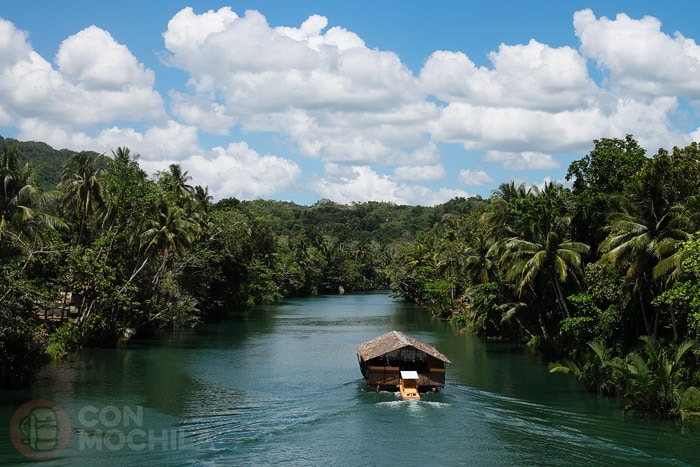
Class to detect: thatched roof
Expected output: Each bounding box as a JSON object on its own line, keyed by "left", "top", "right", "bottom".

{"left": 356, "top": 330, "right": 451, "bottom": 363}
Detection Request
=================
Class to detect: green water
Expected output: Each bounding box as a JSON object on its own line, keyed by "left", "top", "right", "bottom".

{"left": 2, "top": 292, "right": 699, "bottom": 465}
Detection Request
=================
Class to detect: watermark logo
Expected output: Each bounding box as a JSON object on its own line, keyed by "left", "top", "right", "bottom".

{"left": 10, "top": 400, "right": 192, "bottom": 459}
{"left": 10, "top": 399, "right": 71, "bottom": 461}
{"left": 75, "top": 405, "right": 191, "bottom": 452}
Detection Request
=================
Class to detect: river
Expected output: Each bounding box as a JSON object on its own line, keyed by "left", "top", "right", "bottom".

{"left": 2, "top": 291, "right": 699, "bottom": 465}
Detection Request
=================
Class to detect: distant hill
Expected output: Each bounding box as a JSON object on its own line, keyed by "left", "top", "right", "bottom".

{"left": 0, "top": 135, "right": 99, "bottom": 190}
{"left": 232, "top": 196, "right": 485, "bottom": 244}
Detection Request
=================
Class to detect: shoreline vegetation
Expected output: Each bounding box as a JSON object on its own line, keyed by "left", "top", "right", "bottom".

{"left": 2, "top": 134, "right": 700, "bottom": 418}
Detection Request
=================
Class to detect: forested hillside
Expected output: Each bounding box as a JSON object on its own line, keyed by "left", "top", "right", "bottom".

{"left": 2, "top": 135, "right": 700, "bottom": 418}
{"left": 0, "top": 136, "right": 99, "bottom": 189}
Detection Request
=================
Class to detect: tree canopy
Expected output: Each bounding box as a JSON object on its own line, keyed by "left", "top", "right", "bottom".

{"left": 2, "top": 134, "right": 700, "bottom": 418}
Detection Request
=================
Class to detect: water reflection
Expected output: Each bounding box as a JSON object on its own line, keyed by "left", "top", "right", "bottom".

{"left": 1, "top": 291, "right": 699, "bottom": 465}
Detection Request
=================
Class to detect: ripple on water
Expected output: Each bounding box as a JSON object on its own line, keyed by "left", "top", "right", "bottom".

{"left": 447, "top": 384, "right": 683, "bottom": 466}
{"left": 176, "top": 380, "right": 362, "bottom": 455}
{"left": 375, "top": 398, "right": 451, "bottom": 410}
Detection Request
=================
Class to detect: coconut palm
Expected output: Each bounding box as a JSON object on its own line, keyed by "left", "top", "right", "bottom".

{"left": 463, "top": 232, "right": 499, "bottom": 285}
{"left": 111, "top": 146, "right": 133, "bottom": 165}
{"left": 60, "top": 151, "right": 106, "bottom": 245}
{"left": 403, "top": 243, "right": 432, "bottom": 272}
{"left": 504, "top": 227, "right": 589, "bottom": 318}
{"left": 0, "top": 145, "right": 63, "bottom": 245}
{"left": 495, "top": 183, "right": 589, "bottom": 353}
{"left": 159, "top": 163, "right": 194, "bottom": 202}
{"left": 599, "top": 182, "right": 692, "bottom": 338}
{"left": 483, "top": 181, "right": 529, "bottom": 240}
{"left": 193, "top": 185, "right": 212, "bottom": 212}
{"left": 100, "top": 147, "right": 150, "bottom": 237}
{"left": 139, "top": 199, "right": 202, "bottom": 277}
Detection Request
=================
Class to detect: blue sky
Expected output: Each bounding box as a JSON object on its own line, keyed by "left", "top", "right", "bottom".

{"left": 1, "top": 1, "right": 699, "bottom": 205}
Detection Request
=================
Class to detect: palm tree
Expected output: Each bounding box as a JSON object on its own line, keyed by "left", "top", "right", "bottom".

{"left": 501, "top": 226, "right": 589, "bottom": 353}
{"left": 189, "top": 185, "right": 212, "bottom": 232}
{"left": 403, "top": 243, "right": 432, "bottom": 272}
{"left": 492, "top": 180, "right": 529, "bottom": 203}
{"left": 1, "top": 145, "right": 36, "bottom": 232}
{"left": 599, "top": 183, "right": 692, "bottom": 339}
{"left": 139, "top": 199, "right": 201, "bottom": 278}
{"left": 0, "top": 145, "right": 65, "bottom": 310}
{"left": 680, "top": 193, "right": 700, "bottom": 233}
{"left": 463, "top": 233, "right": 498, "bottom": 285}
{"left": 0, "top": 145, "right": 63, "bottom": 245}
{"left": 159, "top": 164, "right": 194, "bottom": 202}
{"left": 504, "top": 229, "right": 589, "bottom": 318}
{"left": 100, "top": 147, "right": 149, "bottom": 235}
{"left": 483, "top": 181, "right": 528, "bottom": 240}
{"left": 193, "top": 185, "right": 212, "bottom": 212}
{"left": 111, "top": 146, "right": 132, "bottom": 165}
{"left": 60, "top": 152, "right": 106, "bottom": 245}
{"left": 549, "top": 340, "right": 623, "bottom": 395}
{"left": 494, "top": 182, "right": 589, "bottom": 353}
{"left": 614, "top": 336, "right": 698, "bottom": 417}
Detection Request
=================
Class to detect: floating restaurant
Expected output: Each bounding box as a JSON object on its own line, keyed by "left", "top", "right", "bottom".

{"left": 356, "top": 330, "right": 451, "bottom": 400}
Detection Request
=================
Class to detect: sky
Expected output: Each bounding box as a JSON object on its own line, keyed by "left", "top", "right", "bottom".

{"left": 1, "top": 1, "right": 699, "bottom": 206}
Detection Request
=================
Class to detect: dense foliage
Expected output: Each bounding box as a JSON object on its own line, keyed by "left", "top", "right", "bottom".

{"left": 387, "top": 136, "right": 700, "bottom": 417}
{"left": 0, "top": 139, "right": 459, "bottom": 385}
{"left": 2, "top": 135, "right": 700, "bottom": 418}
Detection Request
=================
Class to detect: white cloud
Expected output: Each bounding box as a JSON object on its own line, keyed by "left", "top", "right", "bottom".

{"left": 0, "top": 18, "right": 32, "bottom": 66}
{"left": 162, "top": 7, "right": 423, "bottom": 165}
{"left": 183, "top": 142, "right": 301, "bottom": 200}
{"left": 421, "top": 39, "right": 593, "bottom": 111}
{"left": 393, "top": 164, "right": 445, "bottom": 182}
{"left": 575, "top": 9, "right": 700, "bottom": 99}
{"left": 0, "top": 105, "right": 12, "bottom": 126}
{"left": 16, "top": 119, "right": 200, "bottom": 168}
{"left": 421, "top": 9, "right": 700, "bottom": 172}
{"left": 3, "top": 7, "right": 700, "bottom": 205}
{"left": 399, "top": 185, "right": 472, "bottom": 206}
{"left": 405, "top": 141, "right": 441, "bottom": 165}
{"left": 0, "top": 19, "right": 165, "bottom": 129}
{"left": 89, "top": 121, "right": 199, "bottom": 161}
{"left": 312, "top": 165, "right": 399, "bottom": 203}
{"left": 276, "top": 14, "right": 365, "bottom": 51}
{"left": 311, "top": 164, "right": 468, "bottom": 205}
{"left": 430, "top": 102, "right": 605, "bottom": 153}
{"left": 606, "top": 96, "right": 687, "bottom": 151}
{"left": 161, "top": 6, "right": 240, "bottom": 54}
{"left": 484, "top": 151, "right": 559, "bottom": 171}
{"left": 56, "top": 26, "right": 154, "bottom": 91}
{"left": 17, "top": 119, "right": 95, "bottom": 151}
{"left": 169, "top": 91, "right": 237, "bottom": 134}
{"left": 139, "top": 121, "right": 200, "bottom": 161}
{"left": 458, "top": 169, "right": 494, "bottom": 186}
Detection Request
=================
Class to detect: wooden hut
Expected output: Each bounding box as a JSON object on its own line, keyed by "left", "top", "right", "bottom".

{"left": 357, "top": 331, "right": 451, "bottom": 395}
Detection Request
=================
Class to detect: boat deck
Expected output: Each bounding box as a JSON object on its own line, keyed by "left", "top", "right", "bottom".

{"left": 399, "top": 370, "right": 420, "bottom": 400}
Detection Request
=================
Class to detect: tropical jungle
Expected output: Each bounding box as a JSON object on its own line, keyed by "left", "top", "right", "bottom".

{"left": 1, "top": 134, "right": 699, "bottom": 418}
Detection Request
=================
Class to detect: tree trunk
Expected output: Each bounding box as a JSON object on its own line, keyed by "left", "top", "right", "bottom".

{"left": 119, "top": 256, "right": 150, "bottom": 295}
{"left": 538, "top": 308, "right": 560, "bottom": 356}
{"left": 529, "top": 283, "right": 560, "bottom": 355}
{"left": 639, "top": 292, "right": 652, "bottom": 336}
{"left": 550, "top": 270, "right": 570, "bottom": 318}
{"left": 669, "top": 304, "right": 679, "bottom": 342}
